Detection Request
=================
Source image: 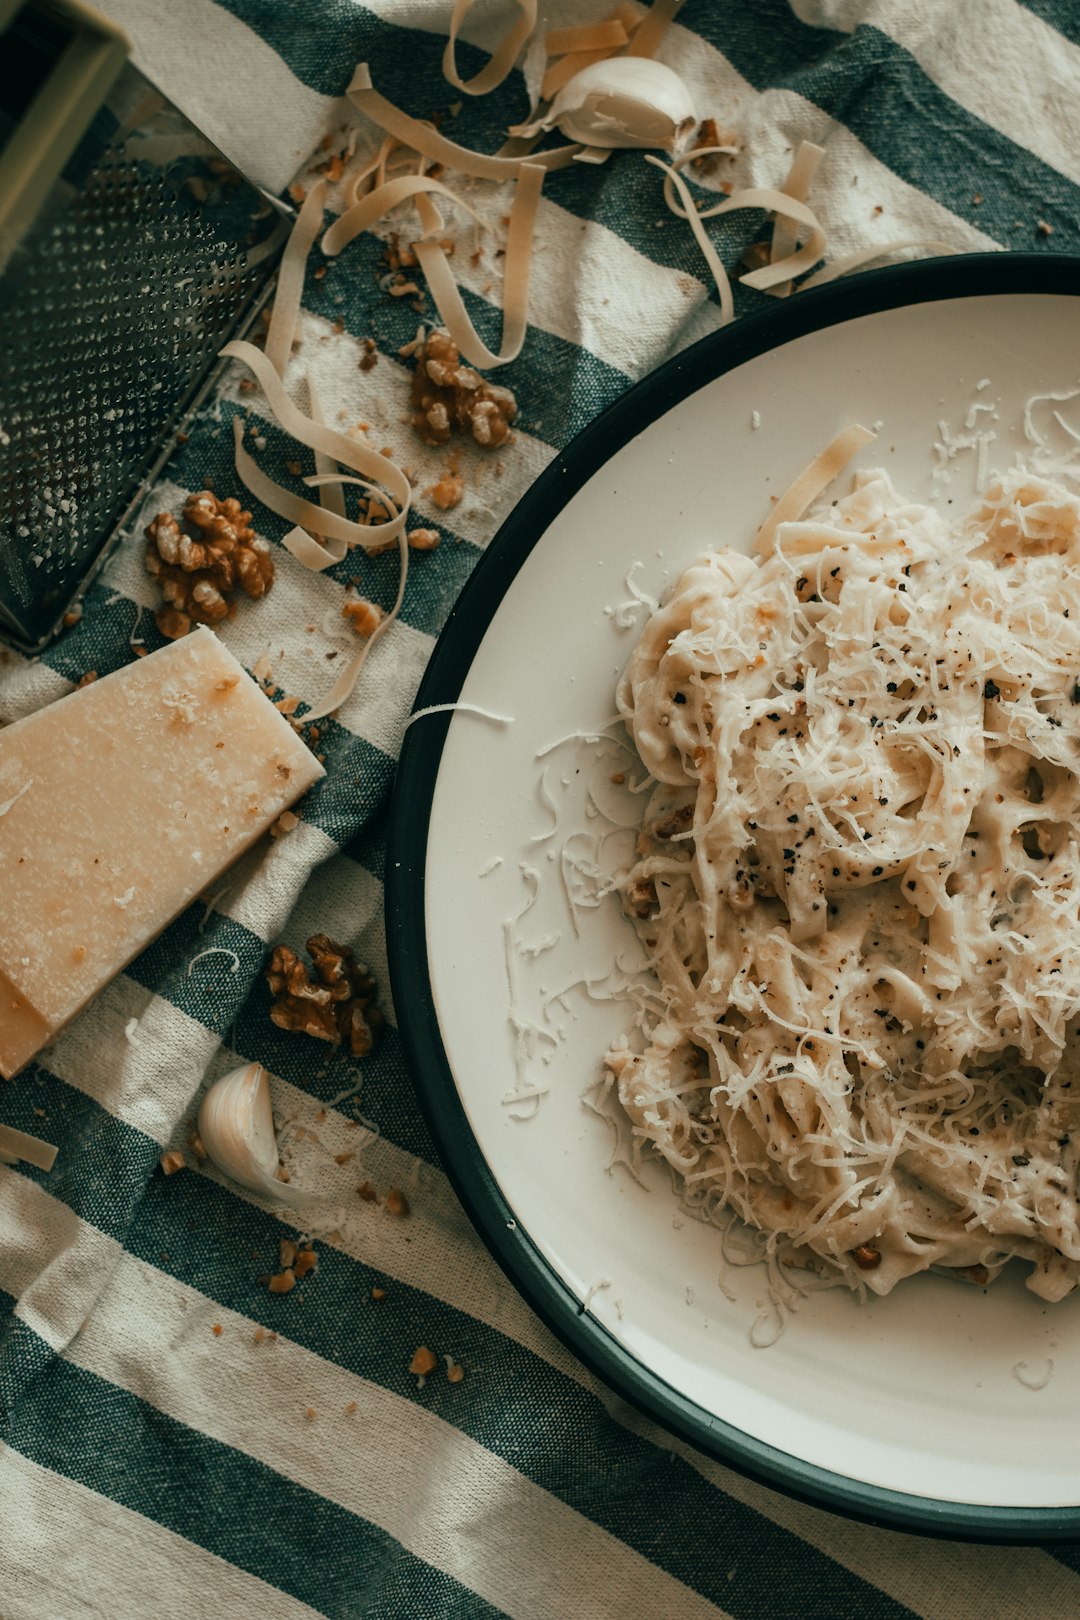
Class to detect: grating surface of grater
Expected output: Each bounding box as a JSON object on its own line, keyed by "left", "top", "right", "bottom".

{"left": 0, "top": 64, "right": 289, "bottom": 650}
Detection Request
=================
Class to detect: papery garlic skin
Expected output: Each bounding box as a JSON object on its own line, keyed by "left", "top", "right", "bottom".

{"left": 198, "top": 1062, "right": 311, "bottom": 1206}
{"left": 548, "top": 58, "right": 697, "bottom": 151}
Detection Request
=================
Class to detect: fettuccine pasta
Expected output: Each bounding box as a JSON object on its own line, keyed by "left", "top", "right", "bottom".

{"left": 610, "top": 462, "right": 1080, "bottom": 1302}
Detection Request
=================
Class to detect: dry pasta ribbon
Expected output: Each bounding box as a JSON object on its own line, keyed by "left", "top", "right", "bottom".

{"left": 545, "top": 20, "right": 629, "bottom": 55}
{"left": 347, "top": 64, "right": 581, "bottom": 177}
{"left": 265, "top": 181, "right": 326, "bottom": 377}
{"left": 222, "top": 339, "right": 411, "bottom": 520}
{"left": 231, "top": 420, "right": 405, "bottom": 552}
{"left": 443, "top": 0, "right": 537, "bottom": 96}
{"left": 801, "top": 240, "right": 960, "bottom": 290}
{"left": 303, "top": 520, "right": 411, "bottom": 722}
{"left": 768, "top": 141, "right": 825, "bottom": 298}
{"left": 413, "top": 161, "right": 545, "bottom": 367}
{"left": 645, "top": 153, "right": 733, "bottom": 321}
{"left": 624, "top": 0, "right": 684, "bottom": 58}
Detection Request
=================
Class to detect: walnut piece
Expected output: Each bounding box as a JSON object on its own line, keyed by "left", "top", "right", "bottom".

{"left": 409, "top": 328, "right": 516, "bottom": 449}
{"left": 429, "top": 469, "right": 464, "bottom": 511}
{"left": 409, "top": 1345, "right": 438, "bottom": 1377}
{"left": 341, "top": 596, "right": 384, "bottom": 638}
{"left": 384, "top": 1187, "right": 409, "bottom": 1218}
{"left": 266, "top": 934, "right": 384, "bottom": 1058}
{"left": 145, "top": 491, "right": 274, "bottom": 640}
{"left": 407, "top": 527, "right": 440, "bottom": 551}
{"left": 687, "top": 116, "right": 740, "bottom": 175}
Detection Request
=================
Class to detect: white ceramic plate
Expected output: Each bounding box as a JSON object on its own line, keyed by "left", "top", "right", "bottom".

{"left": 387, "top": 258, "right": 1080, "bottom": 1538}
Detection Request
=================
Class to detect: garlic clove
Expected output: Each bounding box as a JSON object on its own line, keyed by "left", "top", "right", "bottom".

{"left": 198, "top": 1062, "right": 313, "bottom": 1206}
{"left": 547, "top": 57, "right": 697, "bottom": 152}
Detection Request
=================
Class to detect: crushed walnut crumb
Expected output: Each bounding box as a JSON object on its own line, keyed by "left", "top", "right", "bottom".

{"left": 428, "top": 466, "right": 464, "bottom": 511}
{"left": 384, "top": 1187, "right": 409, "bottom": 1218}
{"left": 159, "top": 1150, "right": 186, "bottom": 1176}
{"left": 145, "top": 491, "right": 274, "bottom": 640}
{"left": 687, "top": 116, "right": 739, "bottom": 174}
{"left": 738, "top": 239, "right": 771, "bottom": 276}
{"left": 212, "top": 1322, "right": 223, "bottom": 1337}
{"left": 341, "top": 596, "right": 385, "bottom": 638}
{"left": 280, "top": 1237, "right": 298, "bottom": 1269}
{"left": 294, "top": 1246, "right": 317, "bottom": 1279}
{"left": 344, "top": 1400, "right": 358, "bottom": 1414}
{"left": 266, "top": 934, "right": 384, "bottom": 1058}
{"left": 359, "top": 337, "right": 379, "bottom": 372}
{"left": 383, "top": 234, "right": 418, "bottom": 273}
{"left": 357, "top": 1180, "right": 378, "bottom": 1202}
{"left": 370, "top": 1286, "right": 387, "bottom": 1301}
{"left": 267, "top": 1267, "right": 297, "bottom": 1294}
{"left": 76, "top": 670, "right": 97, "bottom": 689}
{"left": 270, "top": 810, "right": 300, "bottom": 838}
{"left": 408, "top": 527, "right": 440, "bottom": 551}
{"left": 409, "top": 1345, "right": 438, "bottom": 1378}
{"left": 408, "top": 328, "right": 516, "bottom": 449}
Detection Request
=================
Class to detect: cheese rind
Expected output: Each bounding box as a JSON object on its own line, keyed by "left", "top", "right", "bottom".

{"left": 0, "top": 628, "right": 324, "bottom": 1077}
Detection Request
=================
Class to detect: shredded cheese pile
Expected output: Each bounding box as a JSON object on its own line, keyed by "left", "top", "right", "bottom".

{"left": 610, "top": 461, "right": 1080, "bottom": 1302}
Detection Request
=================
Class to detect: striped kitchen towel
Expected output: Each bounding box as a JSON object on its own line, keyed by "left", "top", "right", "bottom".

{"left": 3, "top": 1, "right": 1080, "bottom": 1616}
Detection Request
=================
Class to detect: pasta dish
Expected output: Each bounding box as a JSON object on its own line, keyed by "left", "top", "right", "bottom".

{"left": 608, "top": 459, "right": 1080, "bottom": 1300}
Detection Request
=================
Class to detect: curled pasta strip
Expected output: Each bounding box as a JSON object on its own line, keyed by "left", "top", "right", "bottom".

{"left": 231, "top": 421, "right": 404, "bottom": 552}
{"left": 443, "top": 0, "right": 537, "bottom": 96}
{"left": 264, "top": 181, "right": 326, "bottom": 376}
{"left": 347, "top": 64, "right": 581, "bottom": 177}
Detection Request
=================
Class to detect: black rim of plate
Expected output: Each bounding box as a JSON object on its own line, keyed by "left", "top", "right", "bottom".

{"left": 386, "top": 253, "right": 1080, "bottom": 1544}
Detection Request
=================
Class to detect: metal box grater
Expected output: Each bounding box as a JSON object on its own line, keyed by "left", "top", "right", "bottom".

{"left": 0, "top": 0, "right": 291, "bottom": 649}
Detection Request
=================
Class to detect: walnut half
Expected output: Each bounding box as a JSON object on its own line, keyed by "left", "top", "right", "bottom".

{"left": 145, "top": 491, "right": 275, "bottom": 640}
{"left": 409, "top": 328, "right": 516, "bottom": 449}
{"left": 265, "top": 935, "right": 383, "bottom": 1058}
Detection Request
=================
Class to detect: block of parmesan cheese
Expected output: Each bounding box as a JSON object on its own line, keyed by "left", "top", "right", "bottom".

{"left": 0, "top": 628, "right": 324, "bottom": 1078}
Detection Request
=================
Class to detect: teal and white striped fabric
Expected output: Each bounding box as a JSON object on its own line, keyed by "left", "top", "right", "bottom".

{"left": 4, "top": 2, "right": 1080, "bottom": 1615}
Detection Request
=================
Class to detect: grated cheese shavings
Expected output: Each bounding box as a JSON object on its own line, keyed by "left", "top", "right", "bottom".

{"left": 187, "top": 947, "right": 241, "bottom": 976}
{"left": 404, "top": 701, "right": 514, "bottom": 729}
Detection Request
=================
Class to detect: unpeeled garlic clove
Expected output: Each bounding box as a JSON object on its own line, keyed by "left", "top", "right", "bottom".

{"left": 546, "top": 57, "right": 697, "bottom": 152}
{"left": 198, "top": 1062, "right": 312, "bottom": 1206}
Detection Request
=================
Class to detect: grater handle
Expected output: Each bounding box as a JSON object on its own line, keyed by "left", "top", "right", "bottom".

{"left": 0, "top": 0, "right": 129, "bottom": 270}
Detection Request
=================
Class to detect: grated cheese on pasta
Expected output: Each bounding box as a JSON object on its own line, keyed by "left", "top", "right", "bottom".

{"left": 609, "top": 460, "right": 1080, "bottom": 1302}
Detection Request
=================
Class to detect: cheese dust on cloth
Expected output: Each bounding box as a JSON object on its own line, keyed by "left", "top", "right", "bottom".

{"left": 3, "top": 2, "right": 1080, "bottom": 1618}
